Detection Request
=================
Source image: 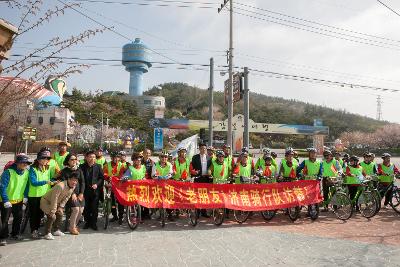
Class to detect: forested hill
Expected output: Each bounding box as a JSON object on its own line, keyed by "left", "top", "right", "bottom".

{"left": 145, "top": 82, "right": 387, "bottom": 139}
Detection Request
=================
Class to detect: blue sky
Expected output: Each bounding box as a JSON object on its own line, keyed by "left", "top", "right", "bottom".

{"left": 2, "top": 0, "right": 400, "bottom": 123}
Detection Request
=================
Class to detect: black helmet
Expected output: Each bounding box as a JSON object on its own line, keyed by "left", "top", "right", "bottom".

{"left": 110, "top": 151, "right": 119, "bottom": 158}
{"left": 241, "top": 147, "right": 249, "bottom": 153}
{"left": 343, "top": 153, "right": 350, "bottom": 159}
{"left": 349, "top": 155, "right": 359, "bottom": 162}
{"left": 216, "top": 150, "right": 225, "bottom": 157}
{"left": 39, "top": 146, "right": 51, "bottom": 153}
{"left": 323, "top": 150, "right": 332, "bottom": 156}
{"left": 307, "top": 148, "right": 317, "bottom": 153}
{"left": 271, "top": 152, "right": 277, "bottom": 157}
{"left": 118, "top": 151, "right": 127, "bottom": 156}
{"left": 15, "top": 154, "right": 32, "bottom": 164}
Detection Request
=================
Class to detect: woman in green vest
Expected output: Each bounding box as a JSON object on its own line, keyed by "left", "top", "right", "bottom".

{"left": 0, "top": 154, "right": 32, "bottom": 246}
{"left": 233, "top": 151, "right": 253, "bottom": 184}
{"left": 152, "top": 151, "right": 173, "bottom": 179}
{"left": 344, "top": 155, "right": 366, "bottom": 202}
{"left": 208, "top": 150, "right": 229, "bottom": 184}
{"left": 28, "top": 150, "right": 54, "bottom": 239}
{"left": 297, "top": 148, "right": 322, "bottom": 180}
{"left": 53, "top": 142, "right": 69, "bottom": 171}
{"left": 377, "top": 153, "right": 400, "bottom": 207}
{"left": 278, "top": 148, "right": 298, "bottom": 182}
{"left": 95, "top": 147, "right": 107, "bottom": 167}
{"left": 360, "top": 152, "right": 377, "bottom": 176}
{"left": 257, "top": 154, "right": 277, "bottom": 184}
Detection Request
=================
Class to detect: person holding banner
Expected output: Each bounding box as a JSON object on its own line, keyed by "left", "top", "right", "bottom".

{"left": 104, "top": 152, "right": 125, "bottom": 225}
{"left": 122, "top": 153, "right": 146, "bottom": 181}
{"left": 278, "top": 148, "right": 298, "bottom": 182}
{"left": 208, "top": 150, "right": 229, "bottom": 184}
{"left": 233, "top": 151, "right": 254, "bottom": 183}
{"left": 173, "top": 147, "right": 191, "bottom": 181}
{"left": 256, "top": 154, "right": 277, "bottom": 183}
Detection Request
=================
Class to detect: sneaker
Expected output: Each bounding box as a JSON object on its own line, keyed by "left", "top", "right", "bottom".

{"left": 91, "top": 224, "right": 98, "bottom": 231}
{"left": 0, "top": 239, "right": 7, "bottom": 246}
{"left": 44, "top": 233, "right": 55, "bottom": 240}
{"left": 31, "top": 230, "right": 40, "bottom": 239}
{"left": 53, "top": 230, "right": 65, "bottom": 237}
{"left": 118, "top": 217, "right": 123, "bottom": 225}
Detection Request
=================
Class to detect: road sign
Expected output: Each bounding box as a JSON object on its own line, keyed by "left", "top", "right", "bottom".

{"left": 153, "top": 128, "right": 163, "bottom": 151}
{"left": 224, "top": 72, "right": 242, "bottom": 104}
{"left": 22, "top": 126, "right": 37, "bottom": 141}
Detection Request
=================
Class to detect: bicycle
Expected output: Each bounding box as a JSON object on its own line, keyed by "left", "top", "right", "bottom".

{"left": 366, "top": 175, "right": 400, "bottom": 214}
{"left": 277, "top": 177, "right": 301, "bottom": 222}
{"left": 210, "top": 176, "right": 232, "bottom": 226}
{"left": 232, "top": 175, "right": 257, "bottom": 224}
{"left": 180, "top": 177, "right": 199, "bottom": 227}
{"left": 321, "top": 176, "right": 353, "bottom": 220}
{"left": 257, "top": 175, "right": 278, "bottom": 221}
{"left": 344, "top": 176, "right": 379, "bottom": 219}
{"left": 126, "top": 204, "right": 141, "bottom": 230}
{"left": 102, "top": 181, "right": 112, "bottom": 230}
{"left": 153, "top": 175, "right": 171, "bottom": 227}
{"left": 299, "top": 175, "right": 320, "bottom": 221}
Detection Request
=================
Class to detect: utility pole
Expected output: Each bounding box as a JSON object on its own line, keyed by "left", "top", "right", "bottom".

{"left": 218, "top": 0, "right": 233, "bottom": 154}
{"left": 100, "top": 112, "right": 104, "bottom": 148}
{"left": 208, "top": 57, "right": 214, "bottom": 147}
{"left": 243, "top": 67, "right": 249, "bottom": 148}
{"left": 376, "top": 95, "right": 382, "bottom": 121}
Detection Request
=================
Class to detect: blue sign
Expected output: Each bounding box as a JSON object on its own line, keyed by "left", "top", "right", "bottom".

{"left": 313, "top": 119, "right": 323, "bottom": 127}
{"left": 154, "top": 128, "right": 163, "bottom": 151}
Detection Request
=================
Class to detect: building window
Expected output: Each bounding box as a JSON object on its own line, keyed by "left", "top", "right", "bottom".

{"left": 155, "top": 101, "right": 162, "bottom": 106}
{"left": 50, "top": 117, "right": 55, "bottom": 125}
{"left": 143, "top": 100, "right": 152, "bottom": 105}
{"left": 38, "top": 117, "right": 43, "bottom": 125}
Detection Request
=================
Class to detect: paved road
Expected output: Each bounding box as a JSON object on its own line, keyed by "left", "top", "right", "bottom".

{"left": 0, "top": 153, "right": 400, "bottom": 266}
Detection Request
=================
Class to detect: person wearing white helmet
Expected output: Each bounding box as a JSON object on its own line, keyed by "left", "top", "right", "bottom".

{"left": 208, "top": 150, "right": 229, "bottom": 184}
{"left": 255, "top": 147, "right": 271, "bottom": 171}
{"left": 222, "top": 144, "right": 235, "bottom": 176}
{"left": 296, "top": 148, "right": 322, "bottom": 180}
{"left": 233, "top": 151, "right": 254, "bottom": 184}
{"left": 377, "top": 153, "right": 400, "bottom": 208}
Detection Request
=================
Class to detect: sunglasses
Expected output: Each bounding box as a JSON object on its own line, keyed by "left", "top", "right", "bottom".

{"left": 70, "top": 158, "right": 78, "bottom": 161}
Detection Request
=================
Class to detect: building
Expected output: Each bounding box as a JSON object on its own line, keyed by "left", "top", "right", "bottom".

{"left": 0, "top": 19, "right": 18, "bottom": 74}
{"left": 122, "top": 38, "right": 165, "bottom": 118}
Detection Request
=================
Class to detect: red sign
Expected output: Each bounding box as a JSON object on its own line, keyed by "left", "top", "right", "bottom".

{"left": 111, "top": 177, "right": 322, "bottom": 211}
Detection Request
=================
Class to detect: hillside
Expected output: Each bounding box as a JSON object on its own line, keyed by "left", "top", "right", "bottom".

{"left": 145, "top": 82, "right": 387, "bottom": 143}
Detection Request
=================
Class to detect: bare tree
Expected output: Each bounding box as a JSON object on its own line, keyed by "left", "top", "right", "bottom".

{"left": 0, "top": 0, "right": 108, "bottom": 121}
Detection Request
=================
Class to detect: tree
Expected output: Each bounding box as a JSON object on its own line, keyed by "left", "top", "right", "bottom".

{"left": 0, "top": 0, "right": 107, "bottom": 121}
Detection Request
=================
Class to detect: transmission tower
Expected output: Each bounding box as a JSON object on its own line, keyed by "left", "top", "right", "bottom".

{"left": 376, "top": 95, "right": 382, "bottom": 121}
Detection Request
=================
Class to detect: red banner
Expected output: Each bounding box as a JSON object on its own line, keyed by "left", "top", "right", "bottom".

{"left": 111, "top": 177, "right": 322, "bottom": 211}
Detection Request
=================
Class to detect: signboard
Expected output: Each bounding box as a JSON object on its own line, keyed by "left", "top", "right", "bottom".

{"left": 22, "top": 126, "right": 37, "bottom": 141}
{"left": 153, "top": 128, "right": 163, "bottom": 151}
{"left": 313, "top": 119, "right": 323, "bottom": 127}
{"left": 224, "top": 72, "right": 242, "bottom": 104}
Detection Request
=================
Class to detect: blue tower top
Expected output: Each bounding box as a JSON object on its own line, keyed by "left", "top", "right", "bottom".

{"left": 122, "top": 38, "right": 152, "bottom": 96}
{"left": 122, "top": 38, "right": 152, "bottom": 72}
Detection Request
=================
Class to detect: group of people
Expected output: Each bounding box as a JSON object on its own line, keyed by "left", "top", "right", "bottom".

{"left": 0, "top": 141, "right": 399, "bottom": 246}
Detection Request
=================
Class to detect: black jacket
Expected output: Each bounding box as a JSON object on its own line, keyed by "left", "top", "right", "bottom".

{"left": 191, "top": 154, "right": 211, "bottom": 176}
{"left": 80, "top": 163, "right": 104, "bottom": 195}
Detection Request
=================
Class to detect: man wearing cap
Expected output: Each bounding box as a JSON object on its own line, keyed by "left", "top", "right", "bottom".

{"left": 0, "top": 154, "right": 31, "bottom": 246}
{"left": 53, "top": 142, "right": 69, "bottom": 171}
{"left": 377, "top": 153, "right": 400, "bottom": 208}
{"left": 95, "top": 147, "right": 107, "bottom": 168}
{"left": 173, "top": 147, "right": 191, "bottom": 181}
{"left": 297, "top": 148, "right": 322, "bottom": 179}
{"left": 40, "top": 172, "right": 77, "bottom": 240}
{"left": 278, "top": 148, "right": 298, "bottom": 181}
{"left": 360, "top": 152, "right": 377, "bottom": 176}
{"left": 208, "top": 150, "right": 229, "bottom": 184}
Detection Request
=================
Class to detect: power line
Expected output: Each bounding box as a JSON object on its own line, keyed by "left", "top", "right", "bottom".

{"left": 70, "top": 0, "right": 217, "bottom": 9}
{"left": 377, "top": 0, "right": 400, "bottom": 17}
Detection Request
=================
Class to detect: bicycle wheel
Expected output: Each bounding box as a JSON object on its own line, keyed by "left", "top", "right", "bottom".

{"left": 188, "top": 209, "right": 198, "bottom": 227}
{"left": 390, "top": 186, "right": 400, "bottom": 214}
{"left": 126, "top": 204, "right": 141, "bottom": 230}
{"left": 358, "top": 191, "right": 378, "bottom": 218}
{"left": 212, "top": 208, "right": 225, "bottom": 226}
{"left": 373, "top": 189, "right": 382, "bottom": 213}
{"left": 288, "top": 206, "right": 300, "bottom": 222}
{"left": 308, "top": 204, "right": 319, "bottom": 221}
{"left": 261, "top": 210, "right": 276, "bottom": 221}
{"left": 160, "top": 208, "right": 166, "bottom": 228}
{"left": 20, "top": 204, "right": 29, "bottom": 234}
{"left": 331, "top": 192, "right": 353, "bottom": 220}
{"left": 233, "top": 210, "right": 250, "bottom": 224}
{"left": 103, "top": 198, "right": 111, "bottom": 230}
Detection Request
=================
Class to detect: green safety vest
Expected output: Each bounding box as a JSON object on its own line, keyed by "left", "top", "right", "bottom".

{"left": 54, "top": 151, "right": 69, "bottom": 170}
{"left": 271, "top": 158, "right": 278, "bottom": 170}
{"left": 255, "top": 157, "right": 266, "bottom": 171}
{"left": 378, "top": 163, "right": 395, "bottom": 183}
{"left": 128, "top": 165, "right": 146, "bottom": 180}
{"left": 212, "top": 161, "right": 229, "bottom": 184}
{"left": 235, "top": 163, "right": 252, "bottom": 184}
{"left": 173, "top": 158, "right": 190, "bottom": 180}
{"left": 260, "top": 165, "right": 276, "bottom": 184}
{"left": 303, "top": 159, "right": 321, "bottom": 180}
{"left": 2, "top": 169, "right": 29, "bottom": 203}
{"left": 155, "top": 162, "right": 172, "bottom": 177}
{"left": 224, "top": 155, "right": 233, "bottom": 171}
{"left": 107, "top": 162, "right": 122, "bottom": 177}
{"left": 120, "top": 162, "right": 128, "bottom": 170}
{"left": 338, "top": 158, "right": 344, "bottom": 167}
{"left": 28, "top": 167, "right": 50, "bottom": 197}
{"left": 360, "top": 161, "right": 375, "bottom": 176}
{"left": 322, "top": 160, "right": 339, "bottom": 177}
{"left": 96, "top": 157, "right": 106, "bottom": 167}
{"left": 48, "top": 159, "right": 58, "bottom": 179}
{"left": 344, "top": 165, "right": 363, "bottom": 185}
{"left": 281, "top": 159, "right": 298, "bottom": 179}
